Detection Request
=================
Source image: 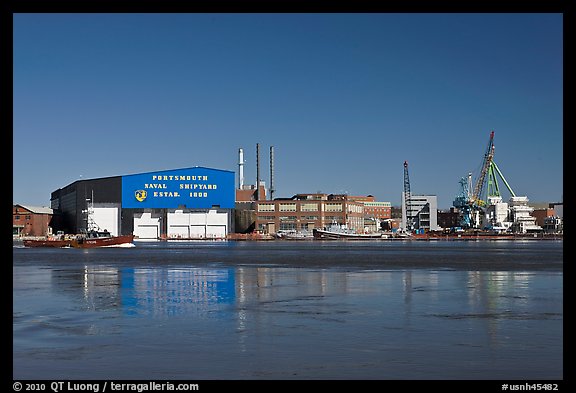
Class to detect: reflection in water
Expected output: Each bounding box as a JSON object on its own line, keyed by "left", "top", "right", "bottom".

{"left": 465, "top": 271, "right": 537, "bottom": 347}
{"left": 66, "top": 265, "right": 552, "bottom": 345}
{"left": 120, "top": 268, "right": 235, "bottom": 316}
{"left": 23, "top": 258, "right": 560, "bottom": 379}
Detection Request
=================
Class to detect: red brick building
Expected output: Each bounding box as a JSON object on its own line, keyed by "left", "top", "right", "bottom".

{"left": 437, "top": 208, "right": 461, "bottom": 230}
{"left": 531, "top": 208, "right": 556, "bottom": 227}
{"left": 255, "top": 193, "right": 365, "bottom": 234}
{"left": 348, "top": 195, "right": 392, "bottom": 220}
{"left": 235, "top": 183, "right": 267, "bottom": 202}
{"left": 13, "top": 205, "right": 55, "bottom": 237}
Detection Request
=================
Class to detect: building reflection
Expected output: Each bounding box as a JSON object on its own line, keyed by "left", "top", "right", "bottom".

{"left": 50, "top": 264, "right": 542, "bottom": 352}
{"left": 466, "top": 271, "right": 533, "bottom": 346}
{"left": 51, "top": 265, "right": 236, "bottom": 316}
{"left": 120, "top": 267, "right": 236, "bottom": 316}
{"left": 50, "top": 266, "right": 122, "bottom": 312}
{"left": 235, "top": 267, "right": 348, "bottom": 304}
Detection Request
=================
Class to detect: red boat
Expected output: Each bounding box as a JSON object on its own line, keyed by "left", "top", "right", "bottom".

{"left": 23, "top": 238, "right": 73, "bottom": 248}
{"left": 24, "top": 193, "right": 135, "bottom": 248}
{"left": 23, "top": 231, "right": 135, "bottom": 248}
{"left": 71, "top": 231, "right": 135, "bottom": 248}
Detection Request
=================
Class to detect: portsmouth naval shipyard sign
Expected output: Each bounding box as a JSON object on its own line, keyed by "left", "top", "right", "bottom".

{"left": 121, "top": 167, "right": 235, "bottom": 209}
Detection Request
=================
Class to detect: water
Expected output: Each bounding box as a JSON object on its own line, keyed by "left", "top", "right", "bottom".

{"left": 13, "top": 240, "right": 563, "bottom": 380}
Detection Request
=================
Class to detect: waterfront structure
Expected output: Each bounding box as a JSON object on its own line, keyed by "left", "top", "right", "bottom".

{"left": 549, "top": 202, "right": 563, "bottom": 219}
{"left": 508, "top": 196, "right": 542, "bottom": 233}
{"left": 347, "top": 195, "right": 392, "bottom": 220}
{"left": 542, "top": 216, "right": 563, "bottom": 234}
{"left": 531, "top": 207, "right": 556, "bottom": 227}
{"left": 401, "top": 193, "right": 440, "bottom": 231}
{"left": 49, "top": 167, "right": 235, "bottom": 239}
{"left": 437, "top": 208, "right": 460, "bottom": 230}
{"left": 12, "top": 204, "right": 56, "bottom": 237}
{"left": 254, "top": 193, "right": 365, "bottom": 235}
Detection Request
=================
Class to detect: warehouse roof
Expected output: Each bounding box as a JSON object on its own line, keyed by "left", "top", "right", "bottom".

{"left": 14, "top": 205, "right": 53, "bottom": 215}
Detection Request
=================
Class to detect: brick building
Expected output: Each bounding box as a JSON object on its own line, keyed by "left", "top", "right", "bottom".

{"left": 437, "top": 208, "right": 460, "bottom": 230}
{"left": 353, "top": 196, "right": 392, "bottom": 220}
{"left": 254, "top": 193, "right": 365, "bottom": 234}
{"left": 13, "top": 205, "right": 55, "bottom": 237}
{"left": 531, "top": 208, "right": 556, "bottom": 227}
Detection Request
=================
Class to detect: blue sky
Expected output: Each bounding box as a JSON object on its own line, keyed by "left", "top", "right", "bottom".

{"left": 13, "top": 13, "right": 563, "bottom": 209}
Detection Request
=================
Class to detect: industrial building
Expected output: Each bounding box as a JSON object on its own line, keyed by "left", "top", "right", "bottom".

{"left": 49, "top": 166, "right": 235, "bottom": 240}
{"left": 254, "top": 193, "right": 366, "bottom": 234}
{"left": 234, "top": 145, "right": 391, "bottom": 235}
{"left": 401, "top": 192, "right": 440, "bottom": 232}
{"left": 437, "top": 208, "right": 460, "bottom": 230}
{"left": 347, "top": 195, "right": 392, "bottom": 220}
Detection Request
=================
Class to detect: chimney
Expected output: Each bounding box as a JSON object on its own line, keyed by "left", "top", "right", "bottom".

{"left": 256, "top": 143, "right": 260, "bottom": 201}
{"left": 269, "top": 146, "right": 275, "bottom": 200}
{"left": 238, "top": 148, "right": 244, "bottom": 189}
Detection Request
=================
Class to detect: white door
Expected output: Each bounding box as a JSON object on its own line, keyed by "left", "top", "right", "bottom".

{"left": 133, "top": 212, "right": 161, "bottom": 239}
{"left": 92, "top": 207, "right": 119, "bottom": 236}
{"left": 189, "top": 225, "right": 206, "bottom": 239}
{"left": 206, "top": 225, "right": 226, "bottom": 238}
{"left": 168, "top": 226, "right": 189, "bottom": 239}
{"left": 134, "top": 225, "right": 159, "bottom": 239}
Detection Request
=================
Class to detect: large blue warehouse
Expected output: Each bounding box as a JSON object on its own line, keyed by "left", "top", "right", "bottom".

{"left": 50, "top": 166, "right": 235, "bottom": 239}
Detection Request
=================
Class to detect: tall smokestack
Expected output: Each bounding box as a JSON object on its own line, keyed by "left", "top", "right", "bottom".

{"left": 238, "top": 148, "right": 244, "bottom": 189}
{"left": 256, "top": 143, "right": 260, "bottom": 201}
{"left": 269, "top": 146, "right": 275, "bottom": 200}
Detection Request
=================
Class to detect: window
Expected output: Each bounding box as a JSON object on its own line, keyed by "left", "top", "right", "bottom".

{"left": 279, "top": 222, "right": 296, "bottom": 230}
{"left": 325, "top": 203, "right": 343, "bottom": 212}
{"left": 301, "top": 203, "right": 318, "bottom": 212}
{"left": 279, "top": 203, "right": 297, "bottom": 212}
{"left": 258, "top": 203, "right": 275, "bottom": 212}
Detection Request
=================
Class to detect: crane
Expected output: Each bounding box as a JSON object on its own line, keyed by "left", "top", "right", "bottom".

{"left": 403, "top": 160, "right": 414, "bottom": 231}
{"left": 470, "top": 130, "right": 495, "bottom": 208}
{"left": 454, "top": 130, "right": 517, "bottom": 229}
{"left": 486, "top": 160, "right": 516, "bottom": 199}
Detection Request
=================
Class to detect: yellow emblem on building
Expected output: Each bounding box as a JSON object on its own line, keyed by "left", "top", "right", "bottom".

{"left": 135, "top": 190, "right": 147, "bottom": 202}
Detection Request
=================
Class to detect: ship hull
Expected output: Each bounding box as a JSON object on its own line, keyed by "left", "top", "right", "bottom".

{"left": 312, "top": 229, "right": 383, "bottom": 240}
{"left": 24, "top": 235, "right": 135, "bottom": 248}
{"left": 23, "top": 239, "right": 73, "bottom": 248}
{"left": 71, "top": 234, "right": 135, "bottom": 248}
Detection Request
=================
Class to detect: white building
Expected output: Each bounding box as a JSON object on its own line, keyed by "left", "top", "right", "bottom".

{"left": 508, "top": 196, "right": 542, "bottom": 233}
{"left": 401, "top": 193, "right": 440, "bottom": 231}
{"left": 483, "top": 196, "right": 511, "bottom": 231}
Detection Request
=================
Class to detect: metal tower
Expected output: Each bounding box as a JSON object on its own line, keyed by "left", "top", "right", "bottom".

{"left": 403, "top": 161, "right": 413, "bottom": 231}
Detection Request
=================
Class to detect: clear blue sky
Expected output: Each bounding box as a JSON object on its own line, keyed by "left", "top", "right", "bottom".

{"left": 13, "top": 13, "right": 563, "bottom": 209}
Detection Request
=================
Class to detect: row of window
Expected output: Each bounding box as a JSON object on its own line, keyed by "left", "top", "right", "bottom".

{"left": 258, "top": 202, "right": 356, "bottom": 213}
{"left": 13, "top": 215, "right": 31, "bottom": 220}
{"left": 257, "top": 215, "right": 352, "bottom": 222}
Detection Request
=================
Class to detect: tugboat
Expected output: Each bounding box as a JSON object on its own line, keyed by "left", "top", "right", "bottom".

{"left": 23, "top": 192, "right": 134, "bottom": 248}
{"left": 70, "top": 229, "right": 135, "bottom": 248}
{"left": 71, "top": 193, "right": 135, "bottom": 248}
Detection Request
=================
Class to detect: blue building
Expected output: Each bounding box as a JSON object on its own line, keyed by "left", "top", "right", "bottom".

{"left": 50, "top": 167, "right": 235, "bottom": 239}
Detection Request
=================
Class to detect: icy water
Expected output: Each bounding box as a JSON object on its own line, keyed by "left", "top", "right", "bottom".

{"left": 13, "top": 240, "right": 563, "bottom": 380}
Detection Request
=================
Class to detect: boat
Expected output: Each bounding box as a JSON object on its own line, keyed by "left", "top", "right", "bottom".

{"left": 23, "top": 230, "right": 135, "bottom": 249}
{"left": 23, "top": 192, "right": 135, "bottom": 248}
{"left": 23, "top": 236, "right": 73, "bottom": 248}
{"left": 283, "top": 230, "right": 314, "bottom": 240}
{"left": 312, "top": 223, "right": 383, "bottom": 240}
{"left": 70, "top": 230, "right": 135, "bottom": 248}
